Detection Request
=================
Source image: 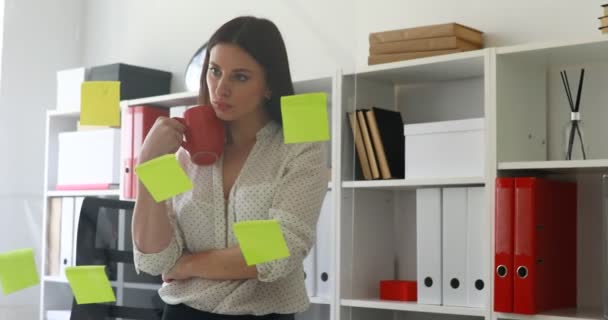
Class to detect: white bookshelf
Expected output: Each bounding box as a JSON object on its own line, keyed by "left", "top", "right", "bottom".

{"left": 38, "top": 107, "right": 158, "bottom": 320}
{"left": 494, "top": 38, "right": 608, "bottom": 320}
{"left": 40, "top": 38, "right": 608, "bottom": 320}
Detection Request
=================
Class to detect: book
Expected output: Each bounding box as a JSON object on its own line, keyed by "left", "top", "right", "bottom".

{"left": 347, "top": 112, "right": 373, "bottom": 180}
{"left": 357, "top": 110, "right": 381, "bottom": 179}
{"left": 600, "top": 16, "right": 608, "bottom": 28}
{"left": 365, "top": 110, "right": 392, "bottom": 179}
{"left": 369, "top": 23, "right": 483, "bottom": 46}
{"left": 367, "top": 107, "right": 405, "bottom": 179}
{"left": 602, "top": 25, "right": 608, "bottom": 34}
{"left": 370, "top": 36, "right": 480, "bottom": 55}
{"left": 604, "top": 3, "right": 608, "bottom": 15}
{"left": 47, "top": 197, "right": 62, "bottom": 276}
{"left": 368, "top": 49, "right": 463, "bottom": 65}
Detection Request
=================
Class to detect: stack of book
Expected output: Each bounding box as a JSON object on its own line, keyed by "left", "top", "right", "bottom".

{"left": 347, "top": 107, "right": 404, "bottom": 180}
{"left": 368, "top": 23, "right": 484, "bottom": 65}
{"left": 600, "top": 4, "right": 608, "bottom": 34}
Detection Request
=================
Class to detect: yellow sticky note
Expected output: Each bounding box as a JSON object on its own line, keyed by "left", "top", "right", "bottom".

{"left": 0, "top": 248, "right": 39, "bottom": 295}
{"left": 281, "top": 92, "right": 330, "bottom": 144}
{"left": 65, "top": 266, "right": 115, "bottom": 304}
{"left": 80, "top": 81, "right": 120, "bottom": 127}
{"left": 134, "top": 154, "right": 193, "bottom": 202}
{"left": 233, "top": 219, "right": 290, "bottom": 266}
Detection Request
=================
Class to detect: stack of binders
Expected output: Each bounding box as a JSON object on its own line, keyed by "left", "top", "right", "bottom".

{"left": 368, "top": 23, "right": 484, "bottom": 65}
{"left": 494, "top": 177, "right": 577, "bottom": 315}
{"left": 303, "top": 190, "right": 333, "bottom": 300}
{"left": 416, "top": 186, "right": 489, "bottom": 307}
{"left": 122, "top": 105, "right": 170, "bottom": 199}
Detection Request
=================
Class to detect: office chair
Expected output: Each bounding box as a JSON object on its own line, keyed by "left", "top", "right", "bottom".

{"left": 70, "top": 196, "right": 164, "bottom": 319}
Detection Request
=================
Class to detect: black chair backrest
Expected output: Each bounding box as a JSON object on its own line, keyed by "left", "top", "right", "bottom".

{"left": 70, "top": 196, "right": 164, "bottom": 319}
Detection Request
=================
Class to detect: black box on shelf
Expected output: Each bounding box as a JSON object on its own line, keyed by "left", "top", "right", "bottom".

{"left": 88, "top": 63, "right": 172, "bottom": 99}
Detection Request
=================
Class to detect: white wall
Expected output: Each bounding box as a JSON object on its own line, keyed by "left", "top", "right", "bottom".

{"left": 81, "top": 0, "right": 357, "bottom": 92}
{"left": 0, "top": 0, "right": 83, "bottom": 318}
{"left": 81, "top": 0, "right": 607, "bottom": 91}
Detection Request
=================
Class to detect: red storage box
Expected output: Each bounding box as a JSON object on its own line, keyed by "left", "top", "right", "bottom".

{"left": 380, "top": 280, "right": 417, "bottom": 301}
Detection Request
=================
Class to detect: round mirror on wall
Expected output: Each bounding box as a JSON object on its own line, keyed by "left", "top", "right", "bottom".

{"left": 184, "top": 43, "right": 207, "bottom": 92}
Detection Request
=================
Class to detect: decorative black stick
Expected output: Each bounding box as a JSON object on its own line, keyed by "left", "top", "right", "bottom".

{"left": 574, "top": 69, "right": 585, "bottom": 112}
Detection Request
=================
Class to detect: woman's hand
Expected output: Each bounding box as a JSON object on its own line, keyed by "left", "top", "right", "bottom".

{"left": 162, "top": 255, "right": 193, "bottom": 283}
{"left": 139, "top": 117, "right": 186, "bottom": 163}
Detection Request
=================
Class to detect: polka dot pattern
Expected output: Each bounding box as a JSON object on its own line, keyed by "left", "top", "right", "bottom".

{"left": 133, "top": 121, "right": 329, "bottom": 315}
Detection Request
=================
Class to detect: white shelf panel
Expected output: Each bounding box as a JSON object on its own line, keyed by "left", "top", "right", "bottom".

{"left": 347, "top": 49, "right": 486, "bottom": 84}
{"left": 342, "top": 177, "right": 485, "bottom": 190}
{"left": 294, "top": 77, "right": 333, "bottom": 95}
{"left": 47, "top": 109, "right": 80, "bottom": 118}
{"left": 122, "top": 282, "right": 161, "bottom": 290}
{"left": 122, "top": 91, "right": 198, "bottom": 109}
{"left": 496, "top": 38, "right": 608, "bottom": 65}
{"left": 46, "top": 189, "right": 121, "bottom": 197}
{"left": 341, "top": 298, "right": 486, "bottom": 317}
{"left": 495, "top": 308, "right": 603, "bottom": 320}
{"left": 309, "top": 296, "right": 331, "bottom": 305}
{"left": 121, "top": 76, "right": 334, "bottom": 110}
{"left": 498, "top": 160, "right": 608, "bottom": 174}
{"left": 43, "top": 275, "right": 69, "bottom": 284}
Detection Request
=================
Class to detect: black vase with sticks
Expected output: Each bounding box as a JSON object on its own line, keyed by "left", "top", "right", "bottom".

{"left": 560, "top": 68, "right": 588, "bottom": 160}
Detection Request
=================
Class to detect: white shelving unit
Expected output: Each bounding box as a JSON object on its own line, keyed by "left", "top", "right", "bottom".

{"left": 40, "top": 38, "right": 608, "bottom": 320}
{"left": 39, "top": 109, "right": 123, "bottom": 319}
{"left": 492, "top": 38, "right": 608, "bottom": 320}
{"left": 40, "top": 108, "right": 165, "bottom": 319}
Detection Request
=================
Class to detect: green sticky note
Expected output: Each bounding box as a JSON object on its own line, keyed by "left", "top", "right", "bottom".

{"left": 0, "top": 248, "right": 39, "bottom": 295}
{"left": 281, "top": 92, "right": 330, "bottom": 144}
{"left": 80, "top": 81, "right": 121, "bottom": 127}
{"left": 233, "top": 219, "right": 290, "bottom": 266}
{"left": 134, "top": 154, "right": 193, "bottom": 202}
{"left": 65, "top": 266, "right": 115, "bottom": 304}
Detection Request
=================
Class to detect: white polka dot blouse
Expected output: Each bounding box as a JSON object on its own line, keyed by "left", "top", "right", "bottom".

{"left": 133, "top": 121, "right": 329, "bottom": 316}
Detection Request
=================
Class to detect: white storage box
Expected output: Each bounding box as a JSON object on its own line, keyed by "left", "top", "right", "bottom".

{"left": 403, "top": 118, "right": 484, "bottom": 179}
{"left": 57, "top": 129, "right": 120, "bottom": 190}
{"left": 56, "top": 67, "right": 87, "bottom": 112}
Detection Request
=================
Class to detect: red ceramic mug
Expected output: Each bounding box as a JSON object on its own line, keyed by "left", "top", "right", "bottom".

{"left": 174, "top": 105, "right": 224, "bottom": 165}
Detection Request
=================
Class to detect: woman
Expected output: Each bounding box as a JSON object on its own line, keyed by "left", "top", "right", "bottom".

{"left": 131, "top": 16, "right": 328, "bottom": 320}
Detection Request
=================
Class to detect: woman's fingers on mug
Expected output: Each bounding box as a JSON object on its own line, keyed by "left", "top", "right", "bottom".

{"left": 166, "top": 118, "right": 186, "bottom": 133}
{"left": 175, "top": 131, "right": 184, "bottom": 145}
